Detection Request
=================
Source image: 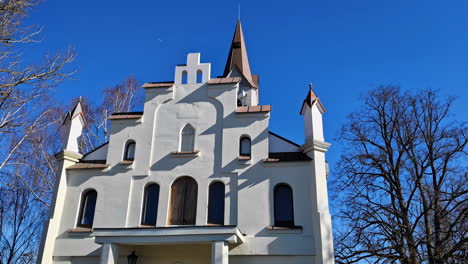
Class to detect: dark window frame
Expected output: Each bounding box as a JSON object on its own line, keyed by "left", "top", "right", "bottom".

{"left": 77, "top": 189, "right": 97, "bottom": 228}
{"left": 208, "top": 181, "right": 225, "bottom": 225}
{"left": 141, "top": 183, "right": 160, "bottom": 226}
{"left": 124, "top": 141, "right": 136, "bottom": 161}
{"left": 273, "top": 184, "right": 295, "bottom": 228}
{"left": 239, "top": 136, "right": 251, "bottom": 157}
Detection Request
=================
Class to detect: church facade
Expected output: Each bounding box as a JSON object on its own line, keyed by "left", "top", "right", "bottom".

{"left": 38, "top": 21, "right": 335, "bottom": 264}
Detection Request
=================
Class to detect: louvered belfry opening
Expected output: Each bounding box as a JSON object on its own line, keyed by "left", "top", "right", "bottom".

{"left": 169, "top": 176, "right": 198, "bottom": 225}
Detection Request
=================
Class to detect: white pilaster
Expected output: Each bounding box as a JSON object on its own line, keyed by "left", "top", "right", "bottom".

{"left": 37, "top": 150, "right": 82, "bottom": 264}
{"left": 99, "top": 243, "right": 119, "bottom": 264}
{"left": 211, "top": 241, "right": 228, "bottom": 264}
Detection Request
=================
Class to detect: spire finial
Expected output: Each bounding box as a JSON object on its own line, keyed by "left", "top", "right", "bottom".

{"left": 309, "top": 83, "right": 313, "bottom": 91}
{"left": 238, "top": 3, "right": 241, "bottom": 21}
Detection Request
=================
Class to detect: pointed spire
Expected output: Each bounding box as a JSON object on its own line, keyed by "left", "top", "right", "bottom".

{"left": 224, "top": 20, "right": 256, "bottom": 88}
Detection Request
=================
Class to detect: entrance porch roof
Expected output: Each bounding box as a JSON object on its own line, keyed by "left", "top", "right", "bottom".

{"left": 92, "top": 225, "right": 245, "bottom": 245}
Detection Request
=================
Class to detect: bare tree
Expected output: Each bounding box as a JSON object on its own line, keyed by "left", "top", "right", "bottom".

{"left": 333, "top": 87, "right": 467, "bottom": 264}
{"left": 0, "top": 0, "right": 75, "bottom": 170}
{"left": 0, "top": 178, "right": 44, "bottom": 264}
{"left": 78, "top": 75, "right": 142, "bottom": 153}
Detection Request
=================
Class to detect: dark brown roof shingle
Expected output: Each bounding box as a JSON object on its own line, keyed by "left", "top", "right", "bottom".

{"left": 108, "top": 112, "right": 143, "bottom": 120}
{"left": 236, "top": 105, "right": 271, "bottom": 114}
{"left": 67, "top": 160, "right": 110, "bottom": 170}
{"left": 142, "top": 82, "right": 174, "bottom": 89}
{"left": 263, "top": 152, "right": 311, "bottom": 163}
{"left": 207, "top": 77, "right": 241, "bottom": 85}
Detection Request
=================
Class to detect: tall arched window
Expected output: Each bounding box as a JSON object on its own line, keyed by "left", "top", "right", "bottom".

{"left": 208, "top": 182, "right": 225, "bottom": 225}
{"left": 274, "top": 184, "right": 294, "bottom": 227}
{"left": 182, "top": 70, "right": 188, "bottom": 84}
{"left": 196, "top": 70, "right": 203, "bottom": 83}
{"left": 180, "top": 124, "right": 195, "bottom": 152}
{"left": 77, "top": 189, "right": 97, "bottom": 228}
{"left": 124, "top": 141, "right": 136, "bottom": 161}
{"left": 239, "top": 136, "right": 251, "bottom": 157}
{"left": 169, "top": 176, "right": 197, "bottom": 225}
{"left": 141, "top": 183, "right": 160, "bottom": 226}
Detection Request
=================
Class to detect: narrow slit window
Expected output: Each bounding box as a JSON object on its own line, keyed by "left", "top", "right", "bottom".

{"left": 141, "top": 184, "right": 160, "bottom": 226}
{"left": 240, "top": 136, "right": 251, "bottom": 157}
{"left": 274, "top": 184, "right": 294, "bottom": 227}
{"left": 77, "top": 190, "right": 97, "bottom": 228}
{"left": 124, "top": 141, "right": 136, "bottom": 161}
{"left": 182, "top": 70, "right": 188, "bottom": 84}
{"left": 196, "top": 70, "right": 203, "bottom": 83}
{"left": 208, "top": 182, "right": 225, "bottom": 225}
{"left": 180, "top": 124, "right": 195, "bottom": 152}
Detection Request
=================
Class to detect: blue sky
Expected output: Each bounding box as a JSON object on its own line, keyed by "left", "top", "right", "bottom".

{"left": 24, "top": 0, "right": 468, "bottom": 177}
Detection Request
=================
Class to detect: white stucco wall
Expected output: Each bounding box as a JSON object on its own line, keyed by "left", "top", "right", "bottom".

{"left": 41, "top": 53, "right": 334, "bottom": 264}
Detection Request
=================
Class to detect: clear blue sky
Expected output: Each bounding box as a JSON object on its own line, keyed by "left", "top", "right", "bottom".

{"left": 25, "top": 0, "right": 468, "bottom": 177}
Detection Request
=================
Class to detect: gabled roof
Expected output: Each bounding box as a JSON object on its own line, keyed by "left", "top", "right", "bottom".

{"left": 223, "top": 20, "right": 257, "bottom": 88}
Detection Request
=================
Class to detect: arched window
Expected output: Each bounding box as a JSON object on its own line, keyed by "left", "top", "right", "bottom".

{"left": 196, "top": 70, "right": 203, "bottom": 83}
{"left": 239, "top": 136, "right": 251, "bottom": 157}
{"left": 169, "top": 176, "right": 197, "bottom": 225}
{"left": 274, "top": 184, "right": 294, "bottom": 227}
{"left": 124, "top": 141, "right": 136, "bottom": 161}
{"left": 182, "top": 70, "right": 188, "bottom": 84}
{"left": 77, "top": 190, "right": 97, "bottom": 228}
{"left": 141, "top": 183, "right": 160, "bottom": 226}
{"left": 180, "top": 124, "right": 195, "bottom": 152}
{"left": 208, "top": 182, "right": 225, "bottom": 225}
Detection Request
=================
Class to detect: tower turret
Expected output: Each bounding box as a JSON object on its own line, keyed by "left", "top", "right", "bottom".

{"left": 299, "top": 84, "right": 335, "bottom": 263}
{"left": 62, "top": 98, "right": 86, "bottom": 153}
{"left": 300, "top": 84, "right": 326, "bottom": 144}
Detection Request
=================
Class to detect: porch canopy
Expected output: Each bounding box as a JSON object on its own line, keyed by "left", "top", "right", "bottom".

{"left": 92, "top": 225, "right": 245, "bottom": 245}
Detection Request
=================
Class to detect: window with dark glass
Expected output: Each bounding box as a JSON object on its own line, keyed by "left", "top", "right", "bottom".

{"left": 77, "top": 190, "right": 97, "bottom": 228}
{"left": 208, "top": 182, "right": 225, "bottom": 225}
{"left": 124, "top": 141, "right": 136, "bottom": 161}
{"left": 141, "top": 183, "right": 160, "bottom": 226}
{"left": 274, "top": 184, "right": 294, "bottom": 227}
{"left": 239, "top": 136, "right": 251, "bottom": 157}
{"left": 169, "top": 176, "right": 197, "bottom": 225}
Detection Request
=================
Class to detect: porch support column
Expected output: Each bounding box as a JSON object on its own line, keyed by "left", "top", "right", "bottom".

{"left": 211, "top": 241, "right": 228, "bottom": 264}
{"left": 99, "top": 243, "right": 119, "bottom": 264}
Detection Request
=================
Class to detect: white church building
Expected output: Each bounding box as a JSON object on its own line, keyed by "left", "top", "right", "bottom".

{"left": 38, "top": 21, "right": 335, "bottom": 264}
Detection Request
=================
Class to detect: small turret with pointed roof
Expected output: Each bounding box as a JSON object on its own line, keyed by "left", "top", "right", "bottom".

{"left": 224, "top": 20, "right": 257, "bottom": 88}
{"left": 300, "top": 83, "right": 327, "bottom": 143}
{"left": 62, "top": 98, "right": 87, "bottom": 154}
